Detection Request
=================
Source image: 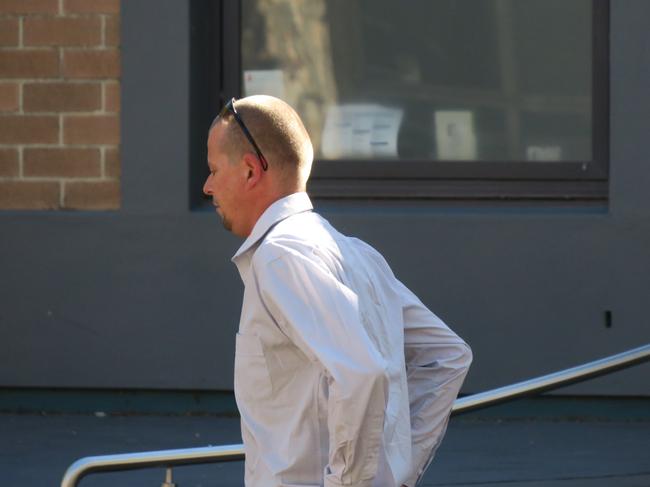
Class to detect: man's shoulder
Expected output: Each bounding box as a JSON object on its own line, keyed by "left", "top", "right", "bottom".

{"left": 254, "top": 216, "right": 395, "bottom": 279}
{"left": 251, "top": 211, "right": 328, "bottom": 267}
{"left": 252, "top": 235, "right": 311, "bottom": 266}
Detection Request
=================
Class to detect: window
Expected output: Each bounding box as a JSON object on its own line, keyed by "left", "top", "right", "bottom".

{"left": 191, "top": 0, "right": 608, "bottom": 203}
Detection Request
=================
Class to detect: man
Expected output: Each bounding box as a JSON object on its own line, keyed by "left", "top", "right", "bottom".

{"left": 204, "top": 95, "right": 472, "bottom": 487}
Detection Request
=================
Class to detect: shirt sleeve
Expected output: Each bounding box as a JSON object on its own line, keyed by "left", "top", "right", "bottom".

{"left": 254, "top": 249, "right": 389, "bottom": 487}
{"left": 396, "top": 280, "right": 473, "bottom": 487}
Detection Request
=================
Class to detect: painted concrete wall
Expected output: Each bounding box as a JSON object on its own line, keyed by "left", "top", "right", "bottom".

{"left": 1, "top": 0, "right": 648, "bottom": 395}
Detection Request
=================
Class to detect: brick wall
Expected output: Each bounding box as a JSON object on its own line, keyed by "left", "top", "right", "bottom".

{"left": 0, "top": 0, "right": 120, "bottom": 210}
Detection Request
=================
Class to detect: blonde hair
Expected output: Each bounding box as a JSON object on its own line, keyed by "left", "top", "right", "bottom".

{"left": 214, "top": 95, "right": 314, "bottom": 187}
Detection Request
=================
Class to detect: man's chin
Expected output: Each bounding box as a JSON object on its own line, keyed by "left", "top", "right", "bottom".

{"left": 221, "top": 214, "right": 233, "bottom": 232}
{"left": 216, "top": 208, "right": 239, "bottom": 235}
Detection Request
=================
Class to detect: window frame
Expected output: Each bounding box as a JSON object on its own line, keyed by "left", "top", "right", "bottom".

{"left": 209, "top": 0, "right": 609, "bottom": 201}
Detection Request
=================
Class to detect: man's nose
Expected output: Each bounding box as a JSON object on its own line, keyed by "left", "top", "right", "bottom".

{"left": 203, "top": 175, "right": 212, "bottom": 196}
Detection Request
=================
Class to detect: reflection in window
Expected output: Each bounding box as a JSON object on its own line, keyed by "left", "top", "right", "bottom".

{"left": 242, "top": 0, "right": 592, "bottom": 163}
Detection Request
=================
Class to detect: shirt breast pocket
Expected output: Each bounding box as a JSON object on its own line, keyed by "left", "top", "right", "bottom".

{"left": 234, "top": 332, "right": 273, "bottom": 402}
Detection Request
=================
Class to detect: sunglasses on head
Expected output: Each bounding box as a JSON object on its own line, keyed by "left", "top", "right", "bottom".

{"left": 219, "top": 97, "right": 269, "bottom": 171}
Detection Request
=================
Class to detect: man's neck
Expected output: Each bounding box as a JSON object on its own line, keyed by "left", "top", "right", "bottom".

{"left": 243, "top": 189, "right": 300, "bottom": 238}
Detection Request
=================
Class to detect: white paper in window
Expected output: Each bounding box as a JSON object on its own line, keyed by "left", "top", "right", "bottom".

{"left": 526, "top": 145, "right": 563, "bottom": 161}
{"left": 321, "top": 104, "right": 403, "bottom": 159}
{"left": 434, "top": 111, "right": 477, "bottom": 160}
{"left": 243, "top": 70, "right": 285, "bottom": 99}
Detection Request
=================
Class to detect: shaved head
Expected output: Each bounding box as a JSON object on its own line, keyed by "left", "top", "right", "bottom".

{"left": 212, "top": 96, "right": 314, "bottom": 190}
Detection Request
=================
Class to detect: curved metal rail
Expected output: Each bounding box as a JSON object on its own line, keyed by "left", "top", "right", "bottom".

{"left": 61, "top": 343, "right": 650, "bottom": 487}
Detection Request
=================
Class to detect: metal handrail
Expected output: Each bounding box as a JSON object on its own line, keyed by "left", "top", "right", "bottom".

{"left": 61, "top": 343, "right": 650, "bottom": 487}
{"left": 452, "top": 343, "right": 650, "bottom": 414}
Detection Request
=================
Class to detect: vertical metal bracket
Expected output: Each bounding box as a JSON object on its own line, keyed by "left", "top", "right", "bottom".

{"left": 160, "top": 467, "right": 176, "bottom": 487}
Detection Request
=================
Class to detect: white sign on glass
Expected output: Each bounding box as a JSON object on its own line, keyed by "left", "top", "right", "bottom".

{"left": 526, "top": 145, "right": 563, "bottom": 161}
{"left": 321, "top": 104, "right": 403, "bottom": 159}
{"left": 434, "top": 110, "right": 477, "bottom": 160}
{"left": 243, "top": 70, "right": 285, "bottom": 99}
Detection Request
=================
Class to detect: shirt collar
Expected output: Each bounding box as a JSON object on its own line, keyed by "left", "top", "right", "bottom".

{"left": 232, "top": 192, "right": 313, "bottom": 262}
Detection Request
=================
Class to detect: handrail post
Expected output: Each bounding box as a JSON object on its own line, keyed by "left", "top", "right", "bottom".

{"left": 161, "top": 467, "right": 176, "bottom": 487}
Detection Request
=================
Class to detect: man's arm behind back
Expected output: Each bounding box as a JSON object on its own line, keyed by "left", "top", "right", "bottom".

{"left": 398, "top": 280, "right": 473, "bottom": 487}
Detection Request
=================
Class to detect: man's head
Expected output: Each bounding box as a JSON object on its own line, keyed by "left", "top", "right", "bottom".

{"left": 203, "top": 95, "right": 313, "bottom": 237}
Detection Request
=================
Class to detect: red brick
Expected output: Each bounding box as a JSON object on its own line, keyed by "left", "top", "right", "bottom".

{"left": 0, "top": 83, "right": 19, "bottom": 112}
{"left": 24, "top": 82, "right": 101, "bottom": 112}
{"left": 0, "top": 181, "right": 60, "bottom": 209}
{"left": 0, "top": 0, "right": 58, "bottom": 14}
{"left": 103, "top": 81, "right": 119, "bottom": 112}
{"left": 104, "top": 146, "right": 119, "bottom": 177}
{"left": 62, "top": 49, "right": 120, "bottom": 79}
{"left": 0, "top": 115, "right": 59, "bottom": 143}
{"left": 24, "top": 17, "right": 102, "bottom": 47}
{"left": 0, "top": 50, "right": 59, "bottom": 78}
{"left": 0, "top": 17, "right": 19, "bottom": 46}
{"left": 64, "top": 0, "right": 119, "bottom": 14}
{"left": 0, "top": 148, "right": 19, "bottom": 176}
{"left": 64, "top": 114, "right": 119, "bottom": 144}
{"left": 64, "top": 180, "right": 120, "bottom": 209}
{"left": 105, "top": 15, "right": 119, "bottom": 46}
{"left": 24, "top": 147, "right": 101, "bottom": 177}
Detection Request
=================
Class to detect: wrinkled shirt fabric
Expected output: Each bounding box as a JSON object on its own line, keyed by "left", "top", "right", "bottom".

{"left": 231, "top": 192, "right": 472, "bottom": 487}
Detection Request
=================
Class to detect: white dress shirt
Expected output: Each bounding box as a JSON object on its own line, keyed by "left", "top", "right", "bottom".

{"left": 232, "top": 192, "right": 472, "bottom": 487}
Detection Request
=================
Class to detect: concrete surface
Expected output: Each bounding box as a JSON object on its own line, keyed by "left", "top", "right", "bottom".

{"left": 1, "top": 412, "right": 649, "bottom": 487}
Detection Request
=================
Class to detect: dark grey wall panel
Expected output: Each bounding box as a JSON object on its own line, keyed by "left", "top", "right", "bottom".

{"left": 610, "top": 0, "right": 650, "bottom": 218}
{"left": 1, "top": 209, "right": 648, "bottom": 393}
{"left": 1, "top": 0, "right": 648, "bottom": 395}
{"left": 0, "top": 213, "right": 241, "bottom": 389}
{"left": 121, "top": 0, "right": 191, "bottom": 214}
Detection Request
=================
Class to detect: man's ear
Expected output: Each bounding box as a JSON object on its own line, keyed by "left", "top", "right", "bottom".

{"left": 242, "top": 152, "right": 262, "bottom": 188}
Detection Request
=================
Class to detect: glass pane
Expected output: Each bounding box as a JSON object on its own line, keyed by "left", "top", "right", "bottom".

{"left": 241, "top": 0, "right": 592, "bottom": 163}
